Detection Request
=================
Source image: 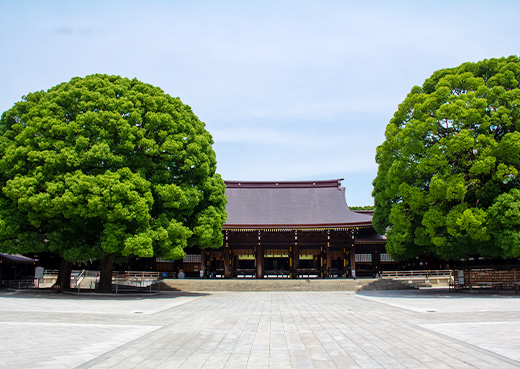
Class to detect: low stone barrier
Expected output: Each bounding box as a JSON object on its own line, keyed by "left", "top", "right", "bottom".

{"left": 160, "top": 278, "right": 415, "bottom": 292}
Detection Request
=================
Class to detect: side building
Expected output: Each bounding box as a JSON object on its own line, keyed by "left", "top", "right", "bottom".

{"left": 156, "top": 179, "right": 397, "bottom": 278}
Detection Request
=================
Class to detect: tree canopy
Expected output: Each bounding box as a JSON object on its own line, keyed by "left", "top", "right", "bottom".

{"left": 373, "top": 56, "right": 520, "bottom": 261}
{"left": 349, "top": 205, "right": 375, "bottom": 211}
{"left": 0, "top": 74, "right": 227, "bottom": 289}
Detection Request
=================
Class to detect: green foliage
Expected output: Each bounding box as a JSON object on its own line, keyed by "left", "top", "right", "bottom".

{"left": 0, "top": 74, "right": 227, "bottom": 262}
{"left": 373, "top": 56, "right": 520, "bottom": 260}
{"left": 488, "top": 189, "right": 520, "bottom": 258}
{"left": 349, "top": 205, "right": 375, "bottom": 210}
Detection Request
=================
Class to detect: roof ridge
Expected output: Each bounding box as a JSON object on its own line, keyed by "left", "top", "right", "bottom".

{"left": 224, "top": 179, "right": 344, "bottom": 189}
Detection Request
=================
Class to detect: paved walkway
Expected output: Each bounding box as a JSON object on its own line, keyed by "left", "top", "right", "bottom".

{"left": 0, "top": 288, "right": 519, "bottom": 368}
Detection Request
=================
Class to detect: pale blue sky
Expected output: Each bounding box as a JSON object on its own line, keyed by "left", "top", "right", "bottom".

{"left": 1, "top": 0, "right": 518, "bottom": 206}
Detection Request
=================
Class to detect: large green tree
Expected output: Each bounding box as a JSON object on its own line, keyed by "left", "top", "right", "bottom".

{"left": 0, "top": 74, "right": 227, "bottom": 291}
{"left": 373, "top": 56, "right": 520, "bottom": 261}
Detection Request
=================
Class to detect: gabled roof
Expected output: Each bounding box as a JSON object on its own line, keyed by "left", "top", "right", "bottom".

{"left": 223, "top": 179, "right": 373, "bottom": 230}
{"left": 355, "top": 231, "right": 387, "bottom": 244}
{"left": 0, "top": 253, "right": 37, "bottom": 264}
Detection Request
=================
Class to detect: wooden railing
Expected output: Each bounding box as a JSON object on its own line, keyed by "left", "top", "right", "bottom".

{"left": 112, "top": 271, "right": 161, "bottom": 287}
{"left": 381, "top": 270, "right": 453, "bottom": 279}
{"left": 40, "top": 269, "right": 93, "bottom": 287}
{"left": 85, "top": 270, "right": 100, "bottom": 277}
{"left": 19, "top": 269, "right": 162, "bottom": 291}
{"left": 0, "top": 279, "right": 35, "bottom": 289}
{"left": 112, "top": 271, "right": 160, "bottom": 280}
{"left": 35, "top": 269, "right": 155, "bottom": 289}
{"left": 43, "top": 269, "right": 59, "bottom": 277}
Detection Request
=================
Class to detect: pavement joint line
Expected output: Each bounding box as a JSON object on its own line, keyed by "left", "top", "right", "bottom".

{"left": 413, "top": 321, "right": 520, "bottom": 367}
{"left": 75, "top": 324, "right": 167, "bottom": 369}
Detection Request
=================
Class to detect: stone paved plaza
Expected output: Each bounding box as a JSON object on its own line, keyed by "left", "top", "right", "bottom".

{"left": 0, "top": 288, "right": 519, "bottom": 368}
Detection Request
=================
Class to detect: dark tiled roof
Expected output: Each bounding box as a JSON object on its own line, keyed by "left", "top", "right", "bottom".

{"left": 0, "top": 253, "right": 37, "bottom": 264}
{"left": 354, "top": 227, "right": 386, "bottom": 243}
{"left": 223, "top": 179, "right": 373, "bottom": 229}
{"left": 355, "top": 234, "right": 387, "bottom": 244}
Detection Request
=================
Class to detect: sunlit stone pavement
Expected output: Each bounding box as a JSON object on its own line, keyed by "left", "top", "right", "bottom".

{"left": 1, "top": 288, "right": 519, "bottom": 368}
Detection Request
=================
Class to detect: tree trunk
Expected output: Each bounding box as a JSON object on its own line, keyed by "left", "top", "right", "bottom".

{"left": 53, "top": 258, "right": 72, "bottom": 291}
{"left": 96, "top": 254, "right": 115, "bottom": 293}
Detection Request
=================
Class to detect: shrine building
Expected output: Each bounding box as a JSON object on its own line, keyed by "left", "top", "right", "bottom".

{"left": 161, "top": 179, "right": 395, "bottom": 278}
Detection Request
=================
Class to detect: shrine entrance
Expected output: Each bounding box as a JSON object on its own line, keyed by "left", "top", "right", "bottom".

{"left": 328, "top": 249, "right": 349, "bottom": 278}
{"left": 235, "top": 249, "right": 256, "bottom": 278}
{"left": 206, "top": 250, "right": 224, "bottom": 278}
{"left": 264, "top": 248, "right": 290, "bottom": 278}
{"left": 237, "top": 255, "right": 255, "bottom": 270}
{"left": 296, "top": 248, "right": 321, "bottom": 278}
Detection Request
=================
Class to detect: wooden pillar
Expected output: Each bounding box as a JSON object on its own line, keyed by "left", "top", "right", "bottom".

{"left": 324, "top": 230, "right": 331, "bottom": 278}
{"left": 291, "top": 231, "right": 298, "bottom": 279}
{"left": 350, "top": 244, "right": 356, "bottom": 279}
{"left": 373, "top": 249, "right": 381, "bottom": 278}
{"left": 256, "top": 231, "right": 263, "bottom": 279}
{"left": 343, "top": 247, "right": 348, "bottom": 278}
{"left": 224, "top": 245, "right": 231, "bottom": 279}
{"left": 200, "top": 249, "right": 206, "bottom": 278}
{"left": 320, "top": 246, "right": 325, "bottom": 278}
{"left": 291, "top": 244, "right": 299, "bottom": 279}
{"left": 256, "top": 245, "right": 264, "bottom": 279}
{"left": 320, "top": 233, "right": 325, "bottom": 278}
{"left": 326, "top": 247, "right": 332, "bottom": 278}
{"left": 318, "top": 247, "right": 323, "bottom": 278}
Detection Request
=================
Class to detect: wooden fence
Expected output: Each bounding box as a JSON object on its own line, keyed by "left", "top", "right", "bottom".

{"left": 451, "top": 268, "right": 520, "bottom": 292}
